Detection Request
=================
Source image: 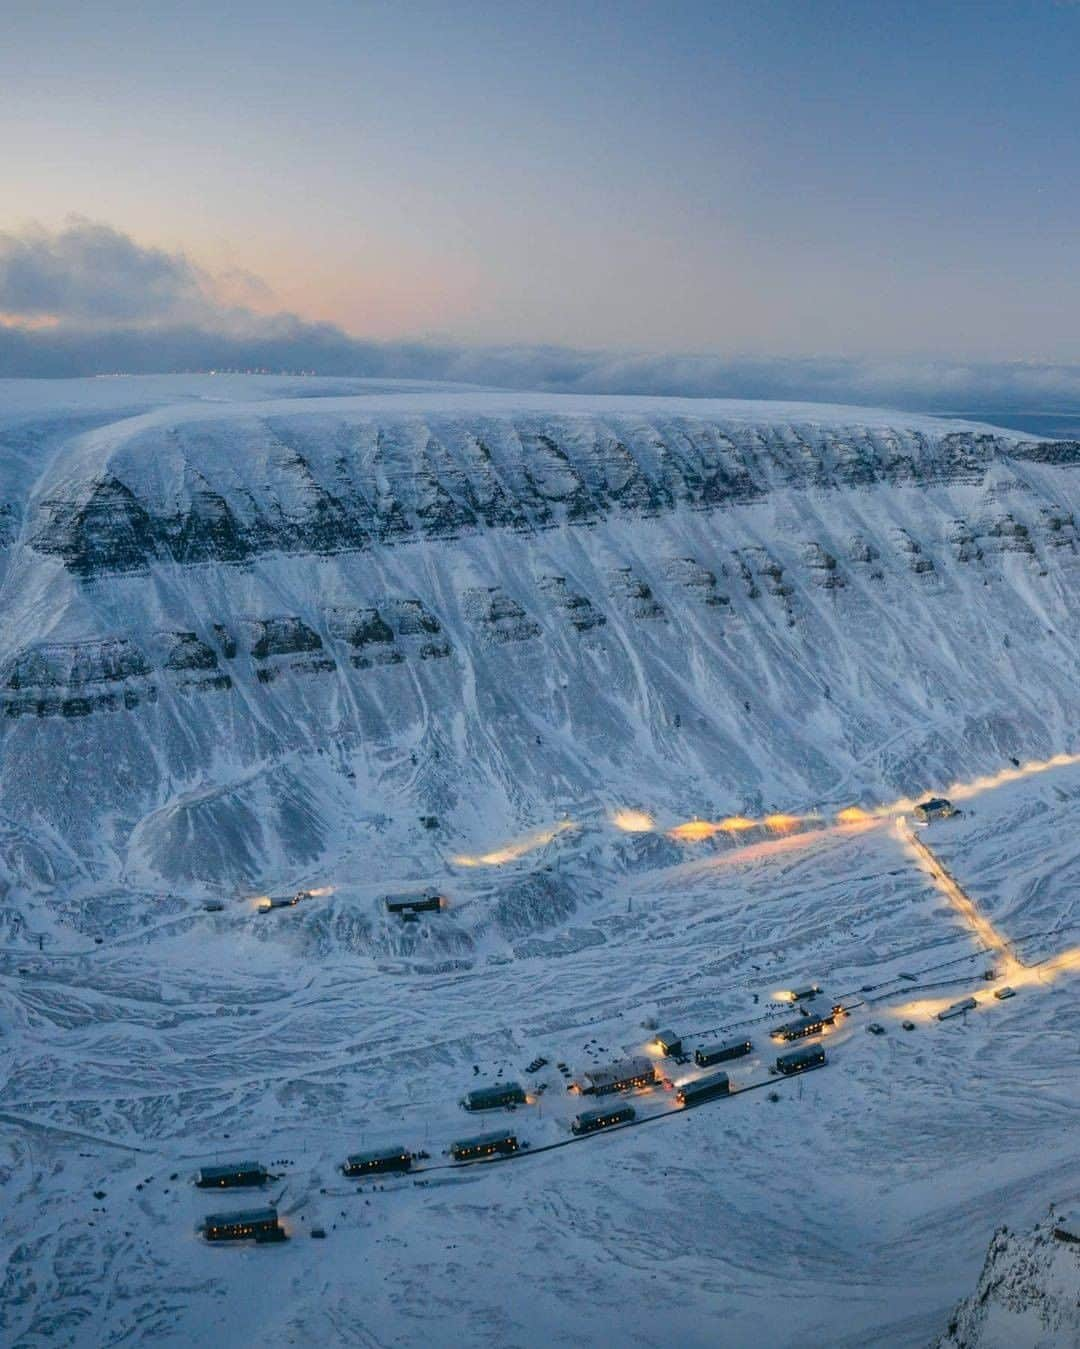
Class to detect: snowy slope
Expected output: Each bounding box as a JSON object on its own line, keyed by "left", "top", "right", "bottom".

{"left": 1, "top": 376, "right": 1079, "bottom": 919}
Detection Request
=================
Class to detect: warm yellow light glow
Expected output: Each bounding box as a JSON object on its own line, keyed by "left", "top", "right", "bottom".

{"left": 610, "top": 808, "right": 655, "bottom": 833}
{"left": 876, "top": 752, "right": 1080, "bottom": 819}
{"left": 667, "top": 813, "right": 805, "bottom": 842}
{"left": 889, "top": 992, "right": 971, "bottom": 1021}
{"left": 1006, "top": 945, "right": 1080, "bottom": 987}
{"left": 899, "top": 821, "right": 1016, "bottom": 963}
{"left": 451, "top": 819, "right": 577, "bottom": 867}
{"left": 891, "top": 818, "right": 1080, "bottom": 1021}
{"left": 653, "top": 752, "right": 1080, "bottom": 850}
{"left": 763, "top": 813, "right": 801, "bottom": 832}
{"left": 667, "top": 819, "right": 721, "bottom": 841}
{"left": 305, "top": 885, "right": 335, "bottom": 897}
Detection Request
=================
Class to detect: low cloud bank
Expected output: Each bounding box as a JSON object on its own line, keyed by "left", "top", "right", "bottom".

{"left": 3, "top": 219, "right": 1080, "bottom": 413}
{"left": 5, "top": 322, "right": 1080, "bottom": 415}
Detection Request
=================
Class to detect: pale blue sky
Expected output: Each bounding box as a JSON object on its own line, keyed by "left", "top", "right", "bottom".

{"left": 2, "top": 0, "right": 1079, "bottom": 362}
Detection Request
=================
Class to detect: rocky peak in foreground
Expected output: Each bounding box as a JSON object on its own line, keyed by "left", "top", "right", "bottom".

{"left": 936, "top": 1209, "right": 1080, "bottom": 1349}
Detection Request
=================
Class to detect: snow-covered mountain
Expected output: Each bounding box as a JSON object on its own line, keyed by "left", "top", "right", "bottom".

{"left": 1, "top": 376, "right": 1079, "bottom": 925}
{"left": 3, "top": 377, "right": 1080, "bottom": 1349}
{"left": 936, "top": 1209, "right": 1080, "bottom": 1348}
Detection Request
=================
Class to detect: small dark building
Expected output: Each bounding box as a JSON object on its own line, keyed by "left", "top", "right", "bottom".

{"left": 694, "top": 1038, "right": 752, "bottom": 1067}
{"left": 571, "top": 1104, "right": 635, "bottom": 1135}
{"left": 463, "top": 1082, "right": 527, "bottom": 1111}
{"left": 770, "top": 1010, "right": 835, "bottom": 1042}
{"left": 577, "top": 1056, "right": 657, "bottom": 1096}
{"left": 257, "top": 895, "right": 298, "bottom": 913}
{"left": 789, "top": 984, "right": 822, "bottom": 1002}
{"left": 196, "top": 1161, "right": 268, "bottom": 1189}
{"left": 914, "top": 797, "right": 955, "bottom": 823}
{"left": 202, "top": 1207, "right": 284, "bottom": 1242}
{"left": 676, "top": 1070, "right": 731, "bottom": 1107}
{"left": 653, "top": 1030, "right": 682, "bottom": 1057}
{"left": 343, "top": 1146, "right": 412, "bottom": 1177}
{"left": 385, "top": 892, "right": 445, "bottom": 915}
{"left": 776, "top": 1044, "right": 827, "bottom": 1075}
{"left": 451, "top": 1131, "right": 519, "bottom": 1162}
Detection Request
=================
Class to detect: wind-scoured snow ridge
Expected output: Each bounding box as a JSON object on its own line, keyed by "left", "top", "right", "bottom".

{"left": 935, "top": 1208, "right": 1080, "bottom": 1348}
{"left": 1, "top": 377, "right": 1079, "bottom": 922}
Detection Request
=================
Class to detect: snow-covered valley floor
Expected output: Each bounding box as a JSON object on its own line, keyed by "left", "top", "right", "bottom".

{"left": 3, "top": 756, "right": 1078, "bottom": 1348}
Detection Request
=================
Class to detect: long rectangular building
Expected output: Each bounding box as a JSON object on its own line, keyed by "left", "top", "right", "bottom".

{"left": 576, "top": 1056, "right": 656, "bottom": 1096}
{"left": 451, "top": 1131, "right": 519, "bottom": 1162}
{"left": 202, "top": 1207, "right": 284, "bottom": 1242}
{"left": 776, "top": 1044, "right": 827, "bottom": 1075}
{"left": 196, "top": 1161, "right": 268, "bottom": 1189}
{"left": 462, "top": 1082, "right": 527, "bottom": 1111}
{"left": 676, "top": 1070, "right": 731, "bottom": 1107}
{"left": 770, "top": 1010, "right": 835, "bottom": 1042}
{"left": 385, "top": 892, "right": 445, "bottom": 914}
{"left": 694, "top": 1037, "right": 752, "bottom": 1067}
{"left": 343, "top": 1146, "right": 412, "bottom": 1177}
{"left": 571, "top": 1104, "right": 635, "bottom": 1135}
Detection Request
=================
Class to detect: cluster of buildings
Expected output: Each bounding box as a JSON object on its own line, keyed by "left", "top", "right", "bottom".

{"left": 190, "top": 984, "right": 839, "bottom": 1244}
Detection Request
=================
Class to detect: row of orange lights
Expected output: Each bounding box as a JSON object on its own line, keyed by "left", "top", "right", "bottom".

{"left": 442, "top": 752, "right": 1078, "bottom": 872}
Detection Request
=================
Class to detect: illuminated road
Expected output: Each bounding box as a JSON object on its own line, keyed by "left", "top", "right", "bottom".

{"left": 453, "top": 752, "right": 1080, "bottom": 875}
{"left": 892, "top": 820, "right": 1080, "bottom": 1020}
{"left": 450, "top": 751, "right": 1080, "bottom": 1031}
